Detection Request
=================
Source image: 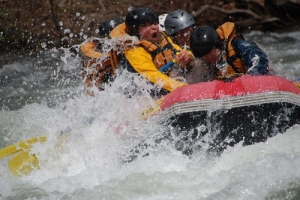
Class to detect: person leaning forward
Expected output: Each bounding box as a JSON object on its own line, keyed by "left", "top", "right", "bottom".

{"left": 164, "top": 9, "right": 215, "bottom": 83}
{"left": 190, "top": 22, "right": 270, "bottom": 81}
{"left": 109, "top": 7, "right": 194, "bottom": 99}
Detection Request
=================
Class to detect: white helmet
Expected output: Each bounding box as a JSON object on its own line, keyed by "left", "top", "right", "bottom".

{"left": 158, "top": 14, "right": 168, "bottom": 31}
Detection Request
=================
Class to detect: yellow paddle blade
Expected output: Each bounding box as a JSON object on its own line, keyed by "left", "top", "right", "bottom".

{"left": 0, "top": 136, "right": 47, "bottom": 159}
{"left": 8, "top": 150, "right": 40, "bottom": 177}
{"left": 140, "top": 97, "right": 164, "bottom": 120}
{"left": 1, "top": 135, "right": 68, "bottom": 177}
{"left": 17, "top": 136, "right": 47, "bottom": 149}
{"left": 0, "top": 143, "right": 20, "bottom": 159}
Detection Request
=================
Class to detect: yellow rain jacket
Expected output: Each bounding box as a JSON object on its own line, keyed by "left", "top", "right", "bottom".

{"left": 110, "top": 23, "right": 191, "bottom": 92}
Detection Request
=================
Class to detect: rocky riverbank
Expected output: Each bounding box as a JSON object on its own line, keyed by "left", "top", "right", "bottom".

{"left": 1, "top": 0, "right": 300, "bottom": 53}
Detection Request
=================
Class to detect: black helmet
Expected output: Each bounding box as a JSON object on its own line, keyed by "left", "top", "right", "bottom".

{"left": 125, "top": 7, "right": 158, "bottom": 37}
{"left": 99, "top": 18, "right": 125, "bottom": 38}
{"left": 190, "top": 26, "right": 219, "bottom": 58}
{"left": 164, "top": 10, "right": 195, "bottom": 35}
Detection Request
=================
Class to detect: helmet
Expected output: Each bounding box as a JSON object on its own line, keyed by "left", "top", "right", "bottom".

{"left": 164, "top": 10, "right": 195, "bottom": 35}
{"left": 99, "top": 18, "right": 125, "bottom": 38}
{"left": 158, "top": 13, "right": 168, "bottom": 31}
{"left": 125, "top": 7, "right": 158, "bottom": 37}
{"left": 190, "top": 26, "right": 219, "bottom": 58}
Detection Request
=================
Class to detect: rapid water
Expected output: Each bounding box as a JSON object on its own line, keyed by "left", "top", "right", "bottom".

{"left": 0, "top": 28, "right": 300, "bottom": 200}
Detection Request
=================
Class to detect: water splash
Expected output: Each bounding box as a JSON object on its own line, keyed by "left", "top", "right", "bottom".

{"left": 1, "top": 28, "right": 300, "bottom": 199}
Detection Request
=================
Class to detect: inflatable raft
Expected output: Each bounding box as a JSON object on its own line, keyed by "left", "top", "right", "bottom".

{"left": 142, "top": 75, "right": 300, "bottom": 155}
{"left": 2, "top": 75, "right": 300, "bottom": 175}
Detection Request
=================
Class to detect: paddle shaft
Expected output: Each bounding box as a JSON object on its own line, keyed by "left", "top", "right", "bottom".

{"left": 159, "top": 59, "right": 177, "bottom": 73}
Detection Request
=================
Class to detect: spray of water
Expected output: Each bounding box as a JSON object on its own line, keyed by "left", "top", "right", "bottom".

{"left": 0, "top": 28, "right": 300, "bottom": 199}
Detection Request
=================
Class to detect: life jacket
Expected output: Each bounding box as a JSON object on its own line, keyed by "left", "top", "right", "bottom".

{"left": 216, "top": 22, "right": 247, "bottom": 76}
{"left": 79, "top": 39, "right": 119, "bottom": 91}
{"left": 122, "top": 32, "right": 186, "bottom": 98}
{"left": 80, "top": 23, "right": 139, "bottom": 92}
{"left": 109, "top": 23, "right": 181, "bottom": 71}
{"left": 110, "top": 24, "right": 188, "bottom": 97}
{"left": 121, "top": 32, "right": 180, "bottom": 76}
{"left": 139, "top": 32, "right": 179, "bottom": 70}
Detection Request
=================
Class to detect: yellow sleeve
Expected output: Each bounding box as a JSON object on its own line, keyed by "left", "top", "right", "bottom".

{"left": 80, "top": 41, "right": 103, "bottom": 58}
{"left": 124, "top": 47, "right": 187, "bottom": 92}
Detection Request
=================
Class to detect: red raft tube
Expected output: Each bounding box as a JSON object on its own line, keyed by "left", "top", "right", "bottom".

{"left": 143, "top": 75, "right": 300, "bottom": 154}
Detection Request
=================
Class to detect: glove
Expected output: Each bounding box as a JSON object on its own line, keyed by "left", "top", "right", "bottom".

{"left": 218, "top": 73, "right": 243, "bottom": 82}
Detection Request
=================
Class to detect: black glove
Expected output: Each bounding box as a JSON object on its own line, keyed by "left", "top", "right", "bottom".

{"left": 218, "top": 73, "right": 243, "bottom": 82}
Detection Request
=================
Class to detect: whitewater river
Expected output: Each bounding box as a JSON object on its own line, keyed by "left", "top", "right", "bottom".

{"left": 0, "top": 27, "right": 300, "bottom": 199}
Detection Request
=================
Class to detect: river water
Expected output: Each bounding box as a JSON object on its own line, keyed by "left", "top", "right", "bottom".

{"left": 0, "top": 28, "right": 300, "bottom": 199}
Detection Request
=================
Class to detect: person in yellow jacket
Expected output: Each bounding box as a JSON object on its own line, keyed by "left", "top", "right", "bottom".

{"left": 110, "top": 7, "right": 194, "bottom": 99}
{"left": 79, "top": 18, "right": 124, "bottom": 95}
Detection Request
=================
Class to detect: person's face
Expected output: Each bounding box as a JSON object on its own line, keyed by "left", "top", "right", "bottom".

{"left": 201, "top": 48, "right": 221, "bottom": 64}
{"left": 139, "top": 21, "right": 159, "bottom": 43}
{"left": 175, "top": 26, "right": 194, "bottom": 47}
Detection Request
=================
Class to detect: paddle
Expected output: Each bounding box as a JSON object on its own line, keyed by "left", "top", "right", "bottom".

{"left": 0, "top": 136, "right": 47, "bottom": 176}
{"left": 140, "top": 97, "right": 164, "bottom": 120}
{"left": 159, "top": 59, "right": 177, "bottom": 73}
{"left": 8, "top": 150, "right": 40, "bottom": 176}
